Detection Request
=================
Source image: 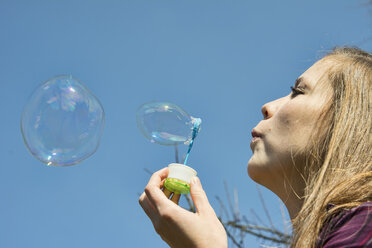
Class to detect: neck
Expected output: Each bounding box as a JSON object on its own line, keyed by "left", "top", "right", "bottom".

{"left": 265, "top": 171, "right": 305, "bottom": 222}
{"left": 279, "top": 188, "right": 304, "bottom": 221}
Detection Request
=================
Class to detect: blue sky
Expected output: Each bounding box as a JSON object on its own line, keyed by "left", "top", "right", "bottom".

{"left": 0, "top": 1, "right": 371, "bottom": 247}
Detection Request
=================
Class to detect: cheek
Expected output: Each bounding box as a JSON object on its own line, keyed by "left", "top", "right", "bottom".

{"left": 276, "top": 101, "right": 302, "bottom": 128}
{"left": 270, "top": 103, "right": 315, "bottom": 155}
{"left": 272, "top": 106, "right": 297, "bottom": 145}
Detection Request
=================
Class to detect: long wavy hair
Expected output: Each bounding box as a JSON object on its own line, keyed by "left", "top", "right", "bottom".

{"left": 291, "top": 47, "right": 372, "bottom": 247}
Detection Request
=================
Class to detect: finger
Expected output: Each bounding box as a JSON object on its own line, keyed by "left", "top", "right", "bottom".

{"left": 147, "top": 167, "right": 169, "bottom": 188}
{"left": 162, "top": 188, "right": 172, "bottom": 198}
{"left": 145, "top": 167, "right": 170, "bottom": 208}
{"left": 170, "top": 193, "right": 181, "bottom": 205}
{"left": 160, "top": 179, "right": 166, "bottom": 188}
{"left": 190, "top": 177, "right": 213, "bottom": 215}
{"left": 139, "top": 192, "right": 157, "bottom": 219}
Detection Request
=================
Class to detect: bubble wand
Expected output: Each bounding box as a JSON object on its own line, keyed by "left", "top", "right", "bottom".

{"left": 183, "top": 118, "right": 201, "bottom": 165}
{"left": 136, "top": 102, "right": 201, "bottom": 194}
{"left": 164, "top": 118, "right": 201, "bottom": 194}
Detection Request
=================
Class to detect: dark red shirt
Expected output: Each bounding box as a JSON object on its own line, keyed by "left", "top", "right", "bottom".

{"left": 316, "top": 201, "right": 372, "bottom": 247}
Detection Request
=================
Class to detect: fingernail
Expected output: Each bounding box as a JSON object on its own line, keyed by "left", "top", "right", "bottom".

{"left": 191, "top": 177, "right": 198, "bottom": 185}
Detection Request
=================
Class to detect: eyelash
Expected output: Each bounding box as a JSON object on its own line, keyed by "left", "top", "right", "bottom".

{"left": 290, "top": 86, "right": 304, "bottom": 97}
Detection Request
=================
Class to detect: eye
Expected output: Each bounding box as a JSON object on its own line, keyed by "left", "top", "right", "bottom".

{"left": 290, "top": 86, "right": 304, "bottom": 97}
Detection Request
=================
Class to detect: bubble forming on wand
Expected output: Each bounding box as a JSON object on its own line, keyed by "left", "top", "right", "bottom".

{"left": 136, "top": 102, "right": 201, "bottom": 194}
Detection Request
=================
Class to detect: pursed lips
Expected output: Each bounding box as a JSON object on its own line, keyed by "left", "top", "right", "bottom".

{"left": 250, "top": 129, "right": 263, "bottom": 150}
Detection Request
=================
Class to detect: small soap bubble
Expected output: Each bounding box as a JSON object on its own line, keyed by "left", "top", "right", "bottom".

{"left": 136, "top": 102, "right": 201, "bottom": 146}
{"left": 21, "top": 75, "right": 105, "bottom": 166}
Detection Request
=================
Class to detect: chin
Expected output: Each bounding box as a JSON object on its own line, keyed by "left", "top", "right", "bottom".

{"left": 247, "top": 157, "right": 261, "bottom": 183}
{"left": 247, "top": 155, "right": 270, "bottom": 185}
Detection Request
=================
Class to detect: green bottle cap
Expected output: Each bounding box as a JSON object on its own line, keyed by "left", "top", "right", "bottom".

{"left": 164, "top": 163, "right": 197, "bottom": 194}
{"left": 164, "top": 178, "right": 191, "bottom": 194}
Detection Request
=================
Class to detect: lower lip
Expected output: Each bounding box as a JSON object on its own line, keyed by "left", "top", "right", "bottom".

{"left": 250, "top": 137, "right": 261, "bottom": 148}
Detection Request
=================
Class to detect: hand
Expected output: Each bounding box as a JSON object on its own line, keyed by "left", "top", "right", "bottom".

{"left": 139, "top": 167, "right": 228, "bottom": 248}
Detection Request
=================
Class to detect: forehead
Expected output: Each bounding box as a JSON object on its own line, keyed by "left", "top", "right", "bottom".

{"left": 299, "top": 58, "right": 334, "bottom": 90}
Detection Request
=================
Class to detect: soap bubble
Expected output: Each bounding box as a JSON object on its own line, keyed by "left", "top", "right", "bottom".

{"left": 21, "top": 75, "right": 105, "bottom": 166}
{"left": 136, "top": 102, "right": 201, "bottom": 146}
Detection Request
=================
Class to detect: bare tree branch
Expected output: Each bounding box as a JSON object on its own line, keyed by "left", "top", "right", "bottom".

{"left": 185, "top": 194, "right": 196, "bottom": 213}
{"left": 224, "top": 222, "right": 291, "bottom": 245}
{"left": 256, "top": 185, "right": 275, "bottom": 230}
{"left": 224, "top": 181, "right": 238, "bottom": 221}
{"left": 222, "top": 219, "right": 244, "bottom": 248}
{"left": 174, "top": 144, "right": 179, "bottom": 164}
{"left": 217, "top": 183, "right": 291, "bottom": 247}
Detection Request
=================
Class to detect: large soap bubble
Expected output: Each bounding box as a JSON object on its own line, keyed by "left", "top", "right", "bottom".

{"left": 136, "top": 102, "right": 201, "bottom": 146}
{"left": 21, "top": 75, "right": 105, "bottom": 166}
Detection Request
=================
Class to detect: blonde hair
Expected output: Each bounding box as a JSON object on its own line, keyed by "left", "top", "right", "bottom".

{"left": 291, "top": 47, "right": 372, "bottom": 247}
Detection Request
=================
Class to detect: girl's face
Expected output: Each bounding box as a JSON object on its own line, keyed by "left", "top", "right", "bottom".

{"left": 248, "top": 59, "right": 333, "bottom": 189}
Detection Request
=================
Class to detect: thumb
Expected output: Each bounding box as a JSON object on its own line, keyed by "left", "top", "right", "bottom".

{"left": 190, "top": 177, "right": 213, "bottom": 215}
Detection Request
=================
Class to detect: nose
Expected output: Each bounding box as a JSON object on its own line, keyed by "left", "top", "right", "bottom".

{"left": 261, "top": 98, "right": 282, "bottom": 119}
{"left": 261, "top": 103, "right": 271, "bottom": 119}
